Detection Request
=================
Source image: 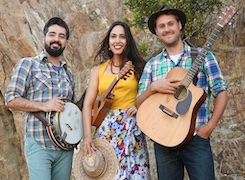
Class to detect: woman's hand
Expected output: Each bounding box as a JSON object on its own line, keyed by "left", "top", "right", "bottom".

{"left": 81, "top": 135, "right": 97, "bottom": 157}
{"left": 125, "top": 106, "right": 137, "bottom": 118}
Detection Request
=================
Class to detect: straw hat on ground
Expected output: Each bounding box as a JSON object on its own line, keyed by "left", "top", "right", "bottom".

{"left": 73, "top": 138, "right": 118, "bottom": 180}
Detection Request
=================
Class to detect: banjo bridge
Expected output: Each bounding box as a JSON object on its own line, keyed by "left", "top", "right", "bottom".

{"left": 65, "top": 123, "right": 73, "bottom": 131}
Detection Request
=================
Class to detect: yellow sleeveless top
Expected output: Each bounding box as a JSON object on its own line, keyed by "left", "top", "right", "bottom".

{"left": 98, "top": 60, "right": 137, "bottom": 110}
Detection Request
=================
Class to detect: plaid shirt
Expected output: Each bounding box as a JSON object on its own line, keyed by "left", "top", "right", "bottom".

{"left": 5, "top": 51, "right": 76, "bottom": 150}
{"left": 137, "top": 42, "right": 227, "bottom": 128}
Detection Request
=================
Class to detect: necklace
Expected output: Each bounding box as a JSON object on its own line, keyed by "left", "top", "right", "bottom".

{"left": 111, "top": 60, "right": 120, "bottom": 67}
{"left": 110, "top": 61, "right": 119, "bottom": 74}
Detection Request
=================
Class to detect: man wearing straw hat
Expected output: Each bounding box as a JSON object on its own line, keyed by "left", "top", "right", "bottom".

{"left": 136, "top": 4, "right": 228, "bottom": 180}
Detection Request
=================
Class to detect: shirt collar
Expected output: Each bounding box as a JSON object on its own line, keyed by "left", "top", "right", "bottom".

{"left": 162, "top": 41, "right": 191, "bottom": 58}
{"left": 38, "top": 51, "right": 67, "bottom": 67}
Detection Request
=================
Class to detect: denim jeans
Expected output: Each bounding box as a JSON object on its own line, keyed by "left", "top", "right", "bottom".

{"left": 154, "top": 135, "right": 214, "bottom": 180}
{"left": 24, "top": 137, "right": 74, "bottom": 180}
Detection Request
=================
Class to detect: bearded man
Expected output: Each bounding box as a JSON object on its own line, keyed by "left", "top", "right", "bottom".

{"left": 5, "top": 17, "right": 76, "bottom": 180}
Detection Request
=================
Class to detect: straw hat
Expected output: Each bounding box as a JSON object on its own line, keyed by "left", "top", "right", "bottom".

{"left": 148, "top": 4, "right": 186, "bottom": 35}
{"left": 73, "top": 138, "right": 118, "bottom": 180}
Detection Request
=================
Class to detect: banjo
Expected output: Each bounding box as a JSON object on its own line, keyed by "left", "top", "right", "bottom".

{"left": 33, "top": 99, "right": 83, "bottom": 151}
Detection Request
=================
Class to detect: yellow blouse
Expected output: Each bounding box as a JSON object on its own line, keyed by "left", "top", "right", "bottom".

{"left": 98, "top": 60, "right": 137, "bottom": 110}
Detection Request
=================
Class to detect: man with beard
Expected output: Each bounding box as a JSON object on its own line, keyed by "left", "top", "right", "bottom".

{"left": 5, "top": 17, "right": 76, "bottom": 180}
{"left": 136, "top": 4, "right": 228, "bottom": 180}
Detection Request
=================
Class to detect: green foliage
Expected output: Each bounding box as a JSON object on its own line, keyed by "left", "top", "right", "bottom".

{"left": 138, "top": 42, "right": 149, "bottom": 57}
{"left": 124, "top": 0, "right": 160, "bottom": 28}
{"left": 124, "top": 0, "right": 223, "bottom": 38}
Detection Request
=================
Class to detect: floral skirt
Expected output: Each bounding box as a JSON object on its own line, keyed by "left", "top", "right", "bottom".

{"left": 94, "top": 109, "right": 150, "bottom": 180}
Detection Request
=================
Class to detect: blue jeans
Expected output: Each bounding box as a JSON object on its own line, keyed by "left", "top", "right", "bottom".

{"left": 154, "top": 135, "right": 214, "bottom": 180}
{"left": 24, "top": 137, "right": 74, "bottom": 180}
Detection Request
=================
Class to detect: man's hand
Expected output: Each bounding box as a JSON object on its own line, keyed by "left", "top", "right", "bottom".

{"left": 136, "top": 76, "right": 180, "bottom": 108}
{"left": 196, "top": 121, "right": 216, "bottom": 139}
{"left": 151, "top": 76, "right": 180, "bottom": 94}
{"left": 41, "top": 98, "right": 65, "bottom": 112}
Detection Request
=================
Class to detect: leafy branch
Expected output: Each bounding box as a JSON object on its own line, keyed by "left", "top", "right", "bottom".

{"left": 124, "top": 0, "right": 222, "bottom": 38}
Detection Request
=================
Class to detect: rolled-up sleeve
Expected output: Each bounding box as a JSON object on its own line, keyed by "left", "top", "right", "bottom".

{"left": 137, "top": 62, "right": 152, "bottom": 97}
{"left": 5, "top": 58, "right": 32, "bottom": 104}
{"left": 203, "top": 52, "right": 227, "bottom": 97}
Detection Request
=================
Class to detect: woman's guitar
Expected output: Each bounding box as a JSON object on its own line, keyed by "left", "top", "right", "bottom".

{"left": 92, "top": 61, "right": 133, "bottom": 127}
{"left": 136, "top": 5, "right": 238, "bottom": 150}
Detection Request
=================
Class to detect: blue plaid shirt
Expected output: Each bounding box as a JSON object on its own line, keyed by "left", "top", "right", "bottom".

{"left": 5, "top": 51, "right": 76, "bottom": 150}
{"left": 137, "top": 42, "right": 227, "bottom": 128}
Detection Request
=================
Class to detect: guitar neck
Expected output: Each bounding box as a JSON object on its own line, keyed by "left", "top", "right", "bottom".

{"left": 182, "top": 25, "right": 223, "bottom": 87}
{"left": 101, "top": 75, "right": 119, "bottom": 100}
{"left": 100, "top": 60, "right": 133, "bottom": 100}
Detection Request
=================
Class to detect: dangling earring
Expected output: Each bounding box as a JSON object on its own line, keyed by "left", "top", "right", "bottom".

{"left": 109, "top": 47, "right": 111, "bottom": 51}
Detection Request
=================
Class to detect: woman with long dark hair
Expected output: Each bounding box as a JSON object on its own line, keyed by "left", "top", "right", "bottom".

{"left": 82, "top": 21, "right": 150, "bottom": 179}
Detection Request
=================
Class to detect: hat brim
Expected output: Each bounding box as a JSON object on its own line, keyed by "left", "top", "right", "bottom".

{"left": 73, "top": 138, "right": 118, "bottom": 180}
{"left": 148, "top": 9, "right": 186, "bottom": 35}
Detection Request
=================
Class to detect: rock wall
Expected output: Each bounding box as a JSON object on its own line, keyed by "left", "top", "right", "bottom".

{"left": 0, "top": 0, "right": 244, "bottom": 179}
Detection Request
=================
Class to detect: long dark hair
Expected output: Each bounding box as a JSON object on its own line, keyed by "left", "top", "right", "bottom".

{"left": 94, "top": 21, "right": 146, "bottom": 81}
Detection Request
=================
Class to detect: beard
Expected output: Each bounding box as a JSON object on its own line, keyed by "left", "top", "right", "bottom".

{"left": 162, "top": 36, "right": 180, "bottom": 48}
{"left": 160, "top": 31, "right": 182, "bottom": 48}
{"left": 44, "top": 42, "right": 65, "bottom": 57}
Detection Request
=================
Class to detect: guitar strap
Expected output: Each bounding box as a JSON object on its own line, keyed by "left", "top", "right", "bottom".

{"left": 190, "top": 47, "right": 199, "bottom": 85}
{"left": 33, "top": 112, "right": 49, "bottom": 126}
{"left": 76, "top": 89, "right": 87, "bottom": 111}
{"left": 63, "top": 64, "right": 75, "bottom": 101}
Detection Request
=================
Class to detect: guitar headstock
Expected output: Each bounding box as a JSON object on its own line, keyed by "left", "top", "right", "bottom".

{"left": 218, "top": 5, "right": 238, "bottom": 27}
{"left": 117, "top": 61, "right": 134, "bottom": 80}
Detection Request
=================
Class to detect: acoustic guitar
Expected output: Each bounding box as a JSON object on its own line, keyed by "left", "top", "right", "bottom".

{"left": 92, "top": 61, "right": 133, "bottom": 127}
{"left": 136, "top": 5, "right": 238, "bottom": 150}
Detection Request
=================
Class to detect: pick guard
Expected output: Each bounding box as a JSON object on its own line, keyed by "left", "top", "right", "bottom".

{"left": 176, "top": 90, "right": 192, "bottom": 115}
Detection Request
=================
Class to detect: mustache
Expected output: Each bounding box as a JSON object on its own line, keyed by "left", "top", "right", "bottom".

{"left": 50, "top": 41, "right": 61, "bottom": 46}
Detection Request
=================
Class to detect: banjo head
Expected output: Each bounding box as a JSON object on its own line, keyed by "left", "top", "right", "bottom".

{"left": 58, "top": 101, "right": 83, "bottom": 144}
{"left": 47, "top": 99, "right": 83, "bottom": 150}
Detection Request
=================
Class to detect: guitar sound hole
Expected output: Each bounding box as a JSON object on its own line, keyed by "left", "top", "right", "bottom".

{"left": 174, "top": 85, "right": 188, "bottom": 100}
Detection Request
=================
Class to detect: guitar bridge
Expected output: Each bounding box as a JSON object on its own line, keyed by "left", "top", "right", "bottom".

{"left": 159, "top": 104, "right": 178, "bottom": 119}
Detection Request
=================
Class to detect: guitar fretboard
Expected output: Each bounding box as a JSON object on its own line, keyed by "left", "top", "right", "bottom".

{"left": 182, "top": 25, "right": 223, "bottom": 87}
